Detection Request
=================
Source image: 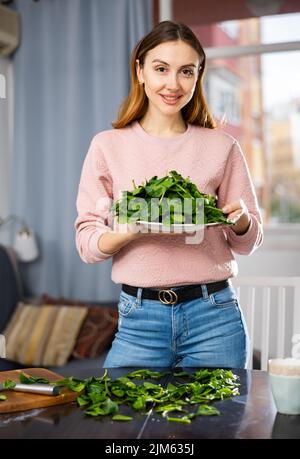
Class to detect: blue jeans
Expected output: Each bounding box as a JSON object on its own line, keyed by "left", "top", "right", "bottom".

{"left": 103, "top": 282, "right": 250, "bottom": 369}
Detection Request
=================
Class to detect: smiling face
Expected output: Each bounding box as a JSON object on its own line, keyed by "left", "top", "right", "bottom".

{"left": 136, "top": 40, "right": 201, "bottom": 118}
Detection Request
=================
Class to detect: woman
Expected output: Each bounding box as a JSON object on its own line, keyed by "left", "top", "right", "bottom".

{"left": 75, "top": 21, "right": 263, "bottom": 369}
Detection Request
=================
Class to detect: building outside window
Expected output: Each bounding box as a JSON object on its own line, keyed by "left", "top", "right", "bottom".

{"left": 194, "top": 13, "right": 300, "bottom": 224}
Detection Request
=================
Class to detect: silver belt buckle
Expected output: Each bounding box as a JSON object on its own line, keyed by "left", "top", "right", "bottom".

{"left": 158, "top": 289, "right": 178, "bottom": 305}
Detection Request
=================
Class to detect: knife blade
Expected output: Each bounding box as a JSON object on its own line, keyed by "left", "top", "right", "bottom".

{"left": 0, "top": 382, "right": 60, "bottom": 396}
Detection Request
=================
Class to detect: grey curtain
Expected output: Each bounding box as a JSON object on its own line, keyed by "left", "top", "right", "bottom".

{"left": 0, "top": 58, "right": 11, "bottom": 224}
{"left": 11, "top": 0, "right": 153, "bottom": 301}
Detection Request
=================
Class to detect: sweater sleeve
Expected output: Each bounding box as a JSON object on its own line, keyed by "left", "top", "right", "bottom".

{"left": 217, "top": 139, "right": 264, "bottom": 255}
{"left": 74, "top": 135, "right": 118, "bottom": 263}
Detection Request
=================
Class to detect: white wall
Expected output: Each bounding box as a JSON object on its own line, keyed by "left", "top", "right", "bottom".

{"left": 236, "top": 225, "right": 300, "bottom": 277}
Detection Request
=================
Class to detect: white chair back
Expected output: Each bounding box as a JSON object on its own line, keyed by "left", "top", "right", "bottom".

{"left": 231, "top": 276, "right": 300, "bottom": 370}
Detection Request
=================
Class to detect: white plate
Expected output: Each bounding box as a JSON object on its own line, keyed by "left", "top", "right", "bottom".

{"left": 135, "top": 220, "right": 232, "bottom": 233}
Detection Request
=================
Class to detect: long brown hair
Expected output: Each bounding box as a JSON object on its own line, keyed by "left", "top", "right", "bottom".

{"left": 112, "top": 20, "right": 217, "bottom": 130}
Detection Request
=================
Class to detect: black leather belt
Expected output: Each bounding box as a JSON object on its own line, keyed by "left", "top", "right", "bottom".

{"left": 121, "top": 280, "right": 230, "bottom": 305}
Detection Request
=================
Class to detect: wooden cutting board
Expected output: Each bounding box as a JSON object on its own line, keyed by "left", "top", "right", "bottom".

{"left": 0, "top": 368, "right": 79, "bottom": 414}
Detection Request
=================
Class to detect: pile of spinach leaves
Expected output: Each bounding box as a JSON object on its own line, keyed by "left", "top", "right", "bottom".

{"left": 2, "top": 368, "right": 240, "bottom": 423}
{"left": 112, "top": 170, "right": 232, "bottom": 226}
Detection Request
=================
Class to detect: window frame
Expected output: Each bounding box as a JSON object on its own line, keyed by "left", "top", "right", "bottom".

{"left": 206, "top": 40, "right": 300, "bottom": 230}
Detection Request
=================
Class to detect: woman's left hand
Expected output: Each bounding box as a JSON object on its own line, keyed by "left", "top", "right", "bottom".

{"left": 222, "top": 199, "right": 251, "bottom": 235}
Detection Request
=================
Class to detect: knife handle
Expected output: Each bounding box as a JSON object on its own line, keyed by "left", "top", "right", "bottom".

{"left": 13, "top": 383, "right": 60, "bottom": 396}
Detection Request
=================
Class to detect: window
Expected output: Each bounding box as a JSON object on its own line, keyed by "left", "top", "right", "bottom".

{"left": 219, "top": 20, "right": 240, "bottom": 39}
{"left": 205, "top": 66, "right": 241, "bottom": 126}
{"left": 200, "top": 13, "right": 300, "bottom": 224}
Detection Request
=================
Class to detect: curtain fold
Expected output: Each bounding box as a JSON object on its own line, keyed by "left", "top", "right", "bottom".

{"left": 0, "top": 58, "right": 12, "bottom": 229}
{"left": 11, "top": 0, "right": 153, "bottom": 301}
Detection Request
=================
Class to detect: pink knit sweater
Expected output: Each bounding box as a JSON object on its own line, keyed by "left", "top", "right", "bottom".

{"left": 75, "top": 120, "right": 263, "bottom": 287}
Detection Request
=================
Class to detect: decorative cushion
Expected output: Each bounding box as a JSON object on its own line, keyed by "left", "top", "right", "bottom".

{"left": 0, "top": 245, "right": 23, "bottom": 333}
{"left": 3, "top": 302, "right": 88, "bottom": 366}
{"left": 39, "top": 294, "right": 119, "bottom": 359}
{"left": 72, "top": 307, "right": 118, "bottom": 359}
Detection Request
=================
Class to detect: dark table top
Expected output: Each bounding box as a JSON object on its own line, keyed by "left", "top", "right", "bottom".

{"left": 0, "top": 362, "right": 299, "bottom": 439}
